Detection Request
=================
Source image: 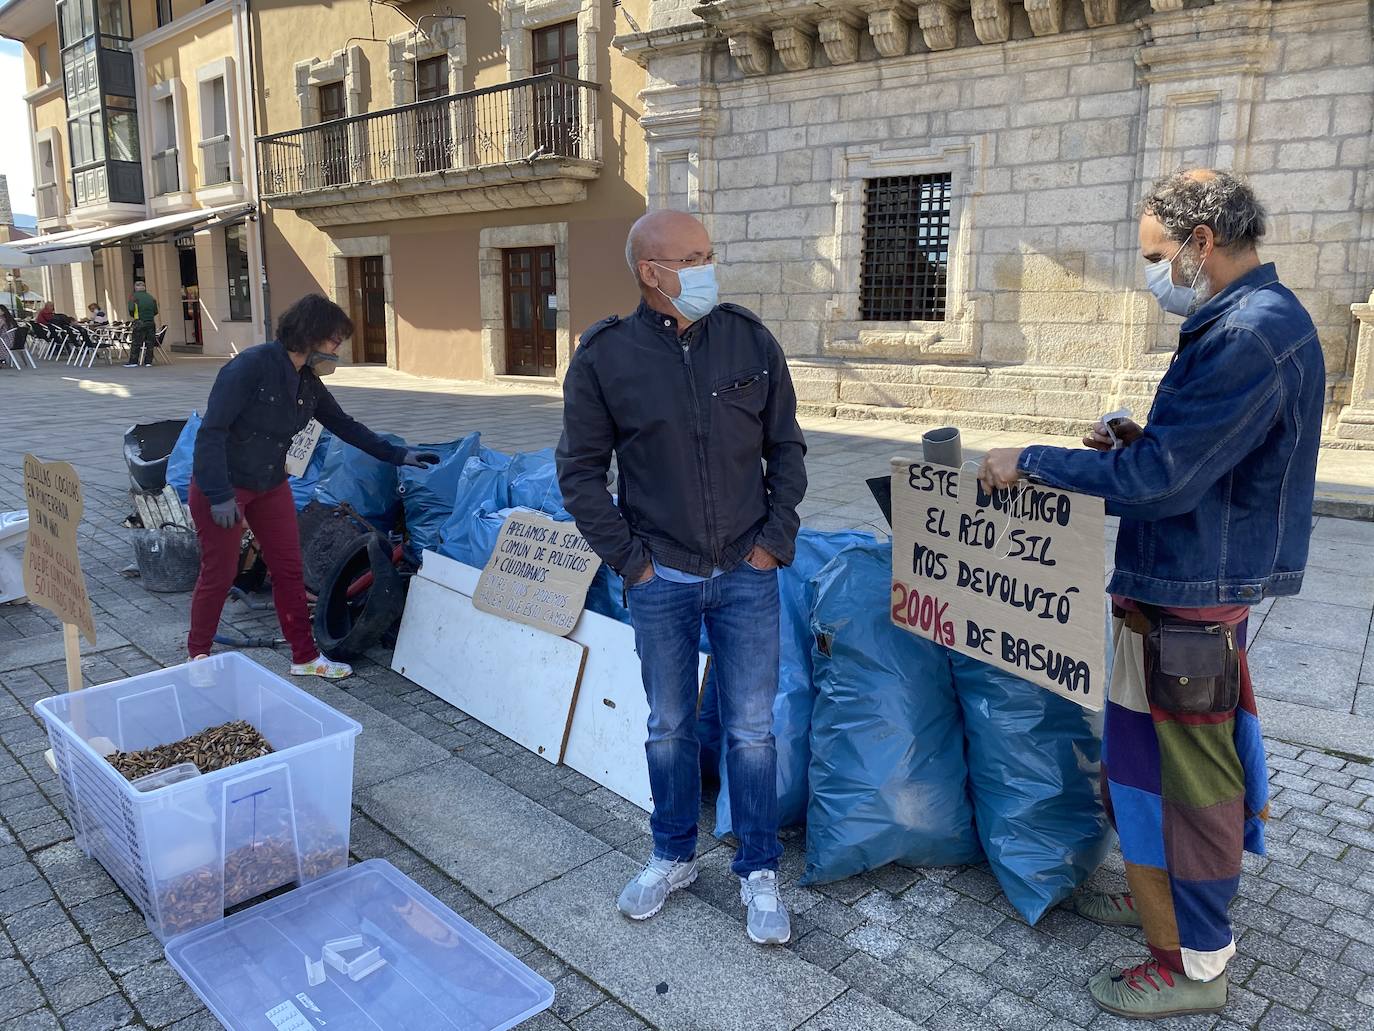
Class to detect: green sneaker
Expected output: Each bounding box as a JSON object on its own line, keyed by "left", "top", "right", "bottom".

{"left": 1090, "top": 959, "right": 1227, "bottom": 1019}
{"left": 1074, "top": 890, "right": 1143, "bottom": 928}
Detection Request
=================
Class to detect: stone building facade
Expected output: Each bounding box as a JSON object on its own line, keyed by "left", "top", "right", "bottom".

{"left": 616, "top": 0, "right": 1374, "bottom": 446}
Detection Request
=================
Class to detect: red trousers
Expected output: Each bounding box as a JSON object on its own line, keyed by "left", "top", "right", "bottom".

{"left": 188, "top": 480, "right": 318, "bottom": 664}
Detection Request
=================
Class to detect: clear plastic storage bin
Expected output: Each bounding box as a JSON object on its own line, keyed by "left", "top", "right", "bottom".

{"left": 35, "top": 653, "right": 362, "bottom": 941}
{"left": 166, "top": 859, "right": 555, "bottom": 1031}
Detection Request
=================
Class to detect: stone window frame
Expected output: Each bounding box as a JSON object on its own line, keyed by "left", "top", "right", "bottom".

{"left": 478, "top": 221, "right": 571, "bottom": 381}
{"left": 146, "top": 78, "right": 193, "bottom": 212}
{"left": 502, "top": 0, "right": 601, "bottom": 162}
{"left": 294, "top": 47, "right": 367, "bottom": 186}
{"left": 194, "top": 56, "right": 245, "bottom": 205}
{"left": 387, "top": 19, "right": 467, "bottom": 105}
{"left": 32, "top": 125, "right": 68, "bottom": 223}
{"left": 826, "top": 140, "right": 986, "bottom": 360}
{"left": 325, "top": 234, "right": 397, "bottom": 369}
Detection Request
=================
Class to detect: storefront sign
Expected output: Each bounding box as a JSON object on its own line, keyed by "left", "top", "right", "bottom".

{"left": 889, "top": 458, "right": 1105, "bottom": 709}
{"left": 285, "top": 420, "right": 324, "bottom": 478}
{"left": 473, "top": 510, "right": 602, "bottom": 637}
{"left": 22, "top": 454, "right": 96, "bottom": 646}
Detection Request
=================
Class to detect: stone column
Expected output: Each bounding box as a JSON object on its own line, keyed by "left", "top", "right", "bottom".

{"left": 1334, "top": 291, "right": 1374, "bottom": 445}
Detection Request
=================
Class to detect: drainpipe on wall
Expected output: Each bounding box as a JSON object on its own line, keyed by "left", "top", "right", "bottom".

{"left": 240, "top": 0, "right": 272, "bottom": 340}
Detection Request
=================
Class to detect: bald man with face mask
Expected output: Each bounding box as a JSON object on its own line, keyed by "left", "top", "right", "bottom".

{"left": 557, "top": 210, "right": 808, "bottom": 945}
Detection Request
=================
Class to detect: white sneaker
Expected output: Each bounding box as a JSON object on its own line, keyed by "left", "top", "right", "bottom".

{"left": 289, "top": 655, "right": 353, "bottom": 680}
{"left": 188, "top": 654, "right": 215, "bottom": 689}
{"left": 617, "top": 855, "right": 697, "bottom": 920}
{"left": 741, "top": 870, "right": 791, "bottom": 945}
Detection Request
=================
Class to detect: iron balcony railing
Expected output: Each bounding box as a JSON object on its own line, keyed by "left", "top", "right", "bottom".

{"left": 152, "top": 148, "right": 179, "bottom": 195}
{"left": 36, "top": 183, "right": 62, "bottom": 221}
{"left": 257, "top": 73, "right": 600, "bottom": 199}
{"left": 200, "top": 135, "right": 233, "bottom": 186}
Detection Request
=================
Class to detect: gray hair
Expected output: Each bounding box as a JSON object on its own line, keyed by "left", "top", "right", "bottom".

{"left": 1141, "top": 170, "right": 1267, "bottom": 249}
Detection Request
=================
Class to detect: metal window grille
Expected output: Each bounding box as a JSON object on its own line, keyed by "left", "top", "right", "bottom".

{"left": 860, "top": 173, "right": 952, "bottom": 322}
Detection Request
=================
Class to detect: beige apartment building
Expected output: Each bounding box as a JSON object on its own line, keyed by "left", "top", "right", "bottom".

{"left": 1, "top": 0, "right": 265, "bottom": 355}
{"left": 250, "top": 0, "right": 648, "bottom": 380}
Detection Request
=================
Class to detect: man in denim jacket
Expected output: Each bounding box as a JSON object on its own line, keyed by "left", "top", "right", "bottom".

{"left": 981, "top": 170, "right": 1325, "bottom": 1019}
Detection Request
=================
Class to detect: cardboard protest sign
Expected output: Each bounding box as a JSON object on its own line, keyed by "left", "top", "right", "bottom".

{"left": 889, "top": 457, "right": 1105, "bottom": 710}
{"left": 22, "top": 454, "right": 96, "bottom": 647}
{"left": 473, "top": 510, "right": 602, "bottom": 637}
{"left": 284, "top": 419, "right": 324, "bottom": 478}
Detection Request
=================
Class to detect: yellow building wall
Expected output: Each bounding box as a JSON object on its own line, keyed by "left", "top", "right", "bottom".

{"left": 141, "top": 9, "right": 236, "bottom": 196}
{"left": 250, "top": 0, "right": 649, "bottom": 379}
{"left": 23, "top": 23, "right": 61, "bottom": 93}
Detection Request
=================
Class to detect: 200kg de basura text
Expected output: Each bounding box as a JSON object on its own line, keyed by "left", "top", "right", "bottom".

{"left": 891, "top": 582, "right": 1093, "bottom": 696}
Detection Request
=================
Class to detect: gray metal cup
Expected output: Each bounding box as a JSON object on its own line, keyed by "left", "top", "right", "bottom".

{"left": 922, "top": 426, "right": 962, "bottom": 468}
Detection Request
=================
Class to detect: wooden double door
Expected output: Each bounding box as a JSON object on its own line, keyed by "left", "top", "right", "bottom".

{"left": 347, "top": 256, "right": 387, "bottom": 364}
{"left": 503, "top": 246, "right": 556, "bottom": 377}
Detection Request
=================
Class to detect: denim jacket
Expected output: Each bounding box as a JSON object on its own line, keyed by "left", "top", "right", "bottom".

{"left": 193, "top": 340, "right": 405, "bottom": 504}
{"left": 1019, "top": 264, "right": 1325, "bottom": 608}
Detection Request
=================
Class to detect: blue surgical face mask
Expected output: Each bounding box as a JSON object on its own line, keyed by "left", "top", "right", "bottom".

{"left": 652, "top": 262, "right": 718, "bottom": 323}
{"left": 1144, "top": 240, "right": 1205, "bottom": 317}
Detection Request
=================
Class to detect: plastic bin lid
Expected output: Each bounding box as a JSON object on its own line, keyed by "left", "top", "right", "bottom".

{"left": 165, "top": 859, "right": 554, "bottom": 1031}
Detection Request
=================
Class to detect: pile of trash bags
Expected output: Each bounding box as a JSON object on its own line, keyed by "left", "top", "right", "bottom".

{"left": 165, "top": 410, "right": 1110, "bottom": 925}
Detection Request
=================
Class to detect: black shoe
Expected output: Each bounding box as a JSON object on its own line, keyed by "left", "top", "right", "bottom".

{"left": 123, "top": 362, "right": 138, "bottom": 368}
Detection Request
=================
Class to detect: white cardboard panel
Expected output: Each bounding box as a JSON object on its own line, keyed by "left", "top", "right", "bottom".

{"left": 391, "top": 577, "right": 586, "bottom": 764}
{"left": 417, "top": 550, "right": 480, "bottom": 596}
{"left": 410, "top": 550, "right": 708, "bottom": 812}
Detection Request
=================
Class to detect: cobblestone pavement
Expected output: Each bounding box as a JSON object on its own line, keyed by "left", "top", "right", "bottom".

{"left": 0, "top": 360, "right": 1372, "bottom": 1031}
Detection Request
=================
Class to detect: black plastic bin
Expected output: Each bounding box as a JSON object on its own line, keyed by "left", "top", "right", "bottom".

{"left": 123, "top": 420, "right": 188, "bottom": 492}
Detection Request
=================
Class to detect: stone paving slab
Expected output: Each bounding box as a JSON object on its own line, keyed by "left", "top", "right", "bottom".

{"left": 500, "top": 851, "right": 846, "bottom": 1031}
{"left": 0, "top": 628, "right": 131, "bottom": 675}
{"left": 1246, "top": 638, "right": 1365, "bottom": 713}
{"left": 362, "top": 759, "right": 611, "bottom": 906}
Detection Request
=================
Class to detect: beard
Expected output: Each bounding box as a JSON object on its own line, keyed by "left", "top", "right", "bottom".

{"left": 1175, "top": 248, "right": 1213, "bottom": 315}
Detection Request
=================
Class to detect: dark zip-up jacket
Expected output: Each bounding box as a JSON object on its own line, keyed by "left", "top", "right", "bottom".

{"left": 556, "top": 301, "right": 807, "bottom": 582}
{"left": 193, "top": 340, "right": 405, "bottom": 504}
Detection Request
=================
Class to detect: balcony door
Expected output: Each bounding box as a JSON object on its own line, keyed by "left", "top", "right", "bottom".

{"left": 414, "top": 56, "right": 452, "bottom": 174}
{"left": 531, "top": 21, "right": 578, "bottom": 158}
{"left": 347, "top": 256, "right": 387, "bottom": 364}
{"left": 502, "top": 247, "right": 556, "bottom": 377}
{"left": 318, "top": 81, "right": 348, "bottom": 187}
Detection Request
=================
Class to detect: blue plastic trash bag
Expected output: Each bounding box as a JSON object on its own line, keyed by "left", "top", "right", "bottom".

{"left": 313, "top": 432, "right": 406, "bottom": 529}
{"left": 164, "top": 412, "right": 201, "bottom": 503}
{"left": 288, "top": 428, "right": 333, "bottom": 510}
{"left": 398, "top": 432, "right": 482, "bottom": 558}
{"left": 441, "top": 449, "right": 512, "bottom": 542}
{"left": 584, "top": 565, "right": 630, "bottom": 625}
{"left": 439, "top": 501, "right": 509, "bottom": 568}
{"left": 802, "top": 541, "right": 982, "bottom": 884}
{"left": 715, "top": 529, "right": 875, "bottom": 836}
{"left": 507, "top": 448, "right": 563, "bottom": 513}
{"left": 950, "top": 653, "right": 1110, "bottom": 925}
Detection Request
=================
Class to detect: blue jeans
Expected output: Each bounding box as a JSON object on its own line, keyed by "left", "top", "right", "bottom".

{"left": 627, "top": 562, "right": 782, "bottom": 876}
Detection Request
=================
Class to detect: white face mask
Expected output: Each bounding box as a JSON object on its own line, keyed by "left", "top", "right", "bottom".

{"left": 651, "top": 262, "right": 718, "bottom": 323}
{"left": 1144, "top": 239, "right": 1206, "bottom": 317}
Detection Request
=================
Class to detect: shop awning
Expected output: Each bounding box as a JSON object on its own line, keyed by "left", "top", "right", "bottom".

{"left": 0, "top": 241, "right": 94, "bottom": 267}
{"left": 11, "top": 203, "right": 255, "bottom": 258}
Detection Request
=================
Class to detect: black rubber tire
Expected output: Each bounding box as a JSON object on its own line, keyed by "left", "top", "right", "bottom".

{"left": 312, "top": 533, "right": 406, "bottom": 660}
{"left": 298, "top": 500, "right": 373, "bottom": 596}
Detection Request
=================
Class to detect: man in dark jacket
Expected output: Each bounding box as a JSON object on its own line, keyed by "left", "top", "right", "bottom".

{"left": 126, "top": 280, "right": 159, "bottom": 367}
{"left": 557, "top": 210, "right": 807, "bottom": 945}
{"left": 980, "top": 170, "right": 1325, "bottom": 1019}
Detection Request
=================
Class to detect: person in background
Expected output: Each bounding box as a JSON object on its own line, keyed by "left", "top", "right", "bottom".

{"left": 979, "top": 170, "right": 1324, "bottom": 1020}
{"left": 126, "top": 280, "right": 158, "bottom": 367}
{"left": 188, "top": 293, "right": 440, "bottom": 679}
{"left": 557, "top": 210, "right": 807, "bottom": 946}
{"left": 34, "top": 302, "right": 55, "bottom": 326}
{"left": 0, "top": 304, "right": 16, "bottom": 331}
{"left": 87, "top": 302, "right": 109, "bottom": 326}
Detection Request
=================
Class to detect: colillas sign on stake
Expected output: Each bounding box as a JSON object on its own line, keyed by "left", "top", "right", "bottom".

{"left": 22, "top": 454, "right": 96, "bottom": 646}
{"left": 473, "top": 510, "right": 602, "bottom": 637}
{"left": 889, "top": 456, "right": 1105, "bottom": 710}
